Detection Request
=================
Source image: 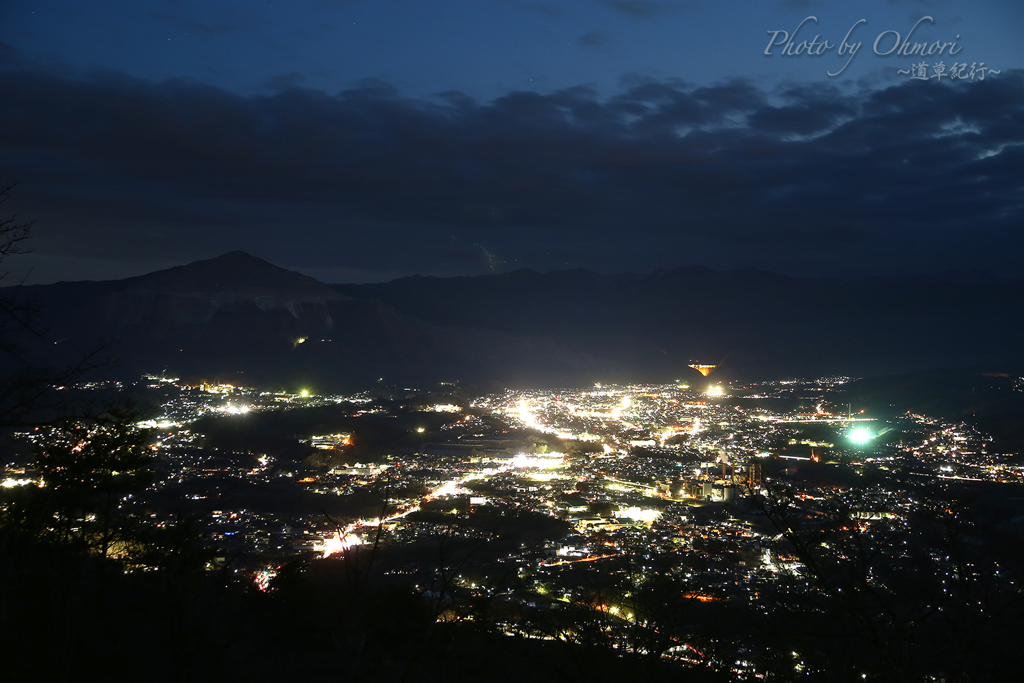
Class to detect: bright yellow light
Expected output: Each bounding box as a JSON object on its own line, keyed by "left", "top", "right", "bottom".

{"left": 706, "top": 385, "right": 725, "bottom": 397}
{"left": 315, "top": 532, "right": 362, "bottom": 558}
{"left": 416, "top": 427, "right": 425, "bottom": 433}
{"left": 430, "top": 478, "right": 471, "bottom": 498}
{"left": 299, "top": 389, "right": 310, "bottom": 397}
{"left": 618, "top": 507, "right": 661, "bottom": 524}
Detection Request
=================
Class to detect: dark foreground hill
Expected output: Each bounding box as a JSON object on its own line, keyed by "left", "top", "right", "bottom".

{"left": 5, "top": 252, "right": 1024, "bottom": 390}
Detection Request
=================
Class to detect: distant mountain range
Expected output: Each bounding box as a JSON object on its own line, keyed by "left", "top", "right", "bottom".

{"left": 5, "top": 251, "right": 1023, "bottom": 392}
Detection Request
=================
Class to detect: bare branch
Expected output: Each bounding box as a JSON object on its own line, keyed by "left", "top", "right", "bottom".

{"left": 0, "top": 181, "right": 35, "bottom": 270}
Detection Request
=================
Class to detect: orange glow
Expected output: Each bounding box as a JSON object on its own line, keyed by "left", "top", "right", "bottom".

{"left": 540, "top": 553, "right": 616, "bottom": 567}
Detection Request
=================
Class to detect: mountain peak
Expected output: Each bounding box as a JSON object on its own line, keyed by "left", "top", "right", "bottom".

{"left": 209, "top": 249, "right": 261, "bottom": 261}
{"left": 127, "top": 251, "right": 345, "bottom": 299}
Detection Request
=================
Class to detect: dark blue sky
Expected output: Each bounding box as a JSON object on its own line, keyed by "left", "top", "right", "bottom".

{"left": 1, "top": 0, "right": 1022, "bottom": 283}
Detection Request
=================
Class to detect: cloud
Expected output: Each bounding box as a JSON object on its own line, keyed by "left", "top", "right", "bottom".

{"left": 747, "top": 83, "right": 856, "bottom": 136}
{"left": 1, "top": 59, "right": 1022, "bottom": 281}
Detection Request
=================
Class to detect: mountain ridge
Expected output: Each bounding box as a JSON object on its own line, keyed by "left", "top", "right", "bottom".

{"left": 4, "top": 252, "right": 1023, "bottom": 390}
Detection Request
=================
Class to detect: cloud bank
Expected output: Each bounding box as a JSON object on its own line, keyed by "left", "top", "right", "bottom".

{"left": 1, "top": 49, "right": 1022, "bottom": 281}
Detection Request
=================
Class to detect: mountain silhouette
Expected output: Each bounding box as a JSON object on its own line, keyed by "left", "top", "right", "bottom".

{"left": 7, "top": 253, "right": 612, "bottom": 390}
{"left": 5, "top": 254, "right": 1023, "bottom": 390}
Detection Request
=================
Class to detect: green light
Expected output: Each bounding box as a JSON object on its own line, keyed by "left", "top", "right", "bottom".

{"left": 848, "top": 427, "right": 872, "bottom": 444}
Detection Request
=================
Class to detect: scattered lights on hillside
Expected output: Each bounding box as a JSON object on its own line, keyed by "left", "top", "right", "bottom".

{"left": 254, "top": 567, "right": 277, "bottom": 592}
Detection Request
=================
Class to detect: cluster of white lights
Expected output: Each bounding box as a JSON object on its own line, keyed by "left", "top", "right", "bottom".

{"left": 510, "top": 452, "right": 565, "bottom": 470}
{"left": 137, "top": 419, "right": 178, "bottom": 429}
{"left": 617, "top": 507, "right": 661, "bottom": 524}
{"left": 848, "top": 427, "right": 873, "bottom": 444}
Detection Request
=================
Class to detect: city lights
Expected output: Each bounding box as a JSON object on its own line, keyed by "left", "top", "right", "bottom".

{"left": 9, "top": 372, "right": 1010, "bottom": 682}
{"left": 848, "top": 427, "right": 873, "bottom": 444}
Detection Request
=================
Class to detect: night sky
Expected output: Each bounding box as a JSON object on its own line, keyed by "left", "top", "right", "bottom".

{"left": 1, "top": 0, "right": 1021, "bottom": 284}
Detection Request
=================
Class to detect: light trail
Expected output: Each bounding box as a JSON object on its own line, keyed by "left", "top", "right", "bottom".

{"left": 540, "top": 553, "right": 616, "bottom": 567}
{"left": 322, "top": 472, "right": 483, "bottom": 558}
